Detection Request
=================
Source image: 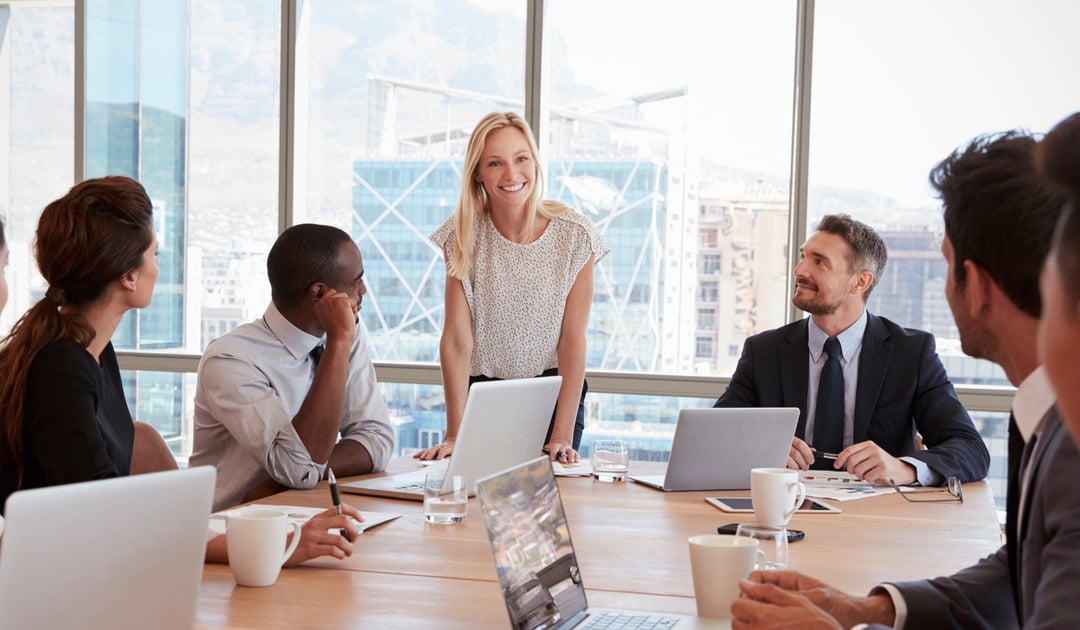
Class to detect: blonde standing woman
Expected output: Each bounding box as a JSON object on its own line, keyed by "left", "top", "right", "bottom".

{"left": 417, "top": 112, "right": 609, "bottom": 464}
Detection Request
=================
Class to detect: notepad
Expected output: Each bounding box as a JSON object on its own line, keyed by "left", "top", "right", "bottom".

{"left": 209, "top": 504, "right": 401, "bottom": 535}
{"left": 551, "top": 459, "right": 593, "bottom": 477}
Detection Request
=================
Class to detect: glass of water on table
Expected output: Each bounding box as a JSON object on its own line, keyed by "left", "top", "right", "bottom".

{"left": 424, "top": 470, "right": 468, "bottom": 524}
{"left": 591, "top": 440, "right": 629, "bottom": 482}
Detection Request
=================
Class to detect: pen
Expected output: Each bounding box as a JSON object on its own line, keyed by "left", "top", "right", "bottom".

{"left": 817, "top": 451, "right": 839, "bottom": 460}
{"left": 327, "top": 468, "right": 351, "bottom": 542}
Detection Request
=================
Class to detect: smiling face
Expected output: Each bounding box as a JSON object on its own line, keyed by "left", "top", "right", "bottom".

{"left": 791, "top": 230, "right": 865, "bottom": 317}
{"left": 1039, "top": 252, "right": 1080, "bottom": 443}
{"left": 474, "top": 126, "right": 537, "bottom": 215}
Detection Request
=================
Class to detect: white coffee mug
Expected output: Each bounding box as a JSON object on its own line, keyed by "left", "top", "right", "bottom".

{"left": 751, "top": 467, "right": 806, "bottom": 528}
{"left": 226, "top": 508, "right": 302, "bottom": 587}
{"left": 688, "top": 535, "right": 765, "bottom": 618}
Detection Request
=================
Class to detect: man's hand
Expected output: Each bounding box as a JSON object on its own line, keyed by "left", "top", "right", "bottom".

{"left": 835, "top": 441, "right": 916, "bottom": 485}
{"left": 732, "top": 579, "right": 842, "bottom": 630}
{"left": 414, "top": 438, "right": 455, "bottom": 461}
{"left": 313, "top": 288, "right": 358, "bottom": 345}
{"left": 743, "top": 571, "right": 897, "bottom": 628}
{"left": 788, "top": 436, "right": 815, "bottom": 470}
{"left": 283, "top": 504, "right": 363, "bottom": 567}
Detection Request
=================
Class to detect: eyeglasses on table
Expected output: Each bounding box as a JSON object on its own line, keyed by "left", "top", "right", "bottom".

{"left": 888, "top": 475, "right": 964, "bottom": 503}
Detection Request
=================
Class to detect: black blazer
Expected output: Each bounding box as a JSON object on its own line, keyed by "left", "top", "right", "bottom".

{"left": 714, "top": 312, "right": 990, "bottom": 483}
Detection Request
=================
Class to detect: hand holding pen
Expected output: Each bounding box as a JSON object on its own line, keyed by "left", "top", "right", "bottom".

{"left": 327, "top": 468, "right": 352, "bottom": 542}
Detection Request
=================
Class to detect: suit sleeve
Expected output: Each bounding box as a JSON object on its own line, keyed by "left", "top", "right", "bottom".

{"left": 887, "top": 547, "right": 1017, "bottom": 629}
{"left": 893, "top": 417, "right": 1080, "bottom": 629}
{"left": 1021, "top": 424, "right": 1080, "bottom": 628}
{"left": 908, "top": 333, "right": 990, "bottom": 482}
{"left": 714, "top": 338, "right": 759, "bottom": 408}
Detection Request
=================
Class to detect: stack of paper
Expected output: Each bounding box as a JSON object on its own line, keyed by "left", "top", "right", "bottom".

{"left": 551, "top": 460, "right": 595, "bottom": 477}
{"left": 798, "top": 471, "right": 893, "bottom": 502}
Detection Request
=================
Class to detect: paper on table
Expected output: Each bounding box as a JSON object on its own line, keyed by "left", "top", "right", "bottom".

{"left": 798, "top": 471, "right": 893, "bottom": 502}
{"left": 552, "top": 459, "right": 594, "bottom": 477}
{"left": 209, "top": 505, "right": 401, "bottom": 535}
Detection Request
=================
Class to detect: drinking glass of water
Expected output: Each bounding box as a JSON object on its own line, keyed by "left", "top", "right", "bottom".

{"left": 734, "top": 523, "right": 788, "bottom": 570}
{"left": 591, "top": 440, "right": 629, "bottom": 482}
{"left": 423, "top": 470, "right": 468, "bottom": 524}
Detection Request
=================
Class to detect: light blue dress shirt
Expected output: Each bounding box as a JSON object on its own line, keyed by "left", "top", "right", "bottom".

{"left": 804, "top": 310, "right": 936, "bottom": 485}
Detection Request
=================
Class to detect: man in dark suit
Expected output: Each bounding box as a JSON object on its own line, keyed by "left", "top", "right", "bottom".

{"left": 715, "top": 213, "right": 989, "bottom": 485}
{"left": 730, "top": 126, "right": 1080, "bottom": 628}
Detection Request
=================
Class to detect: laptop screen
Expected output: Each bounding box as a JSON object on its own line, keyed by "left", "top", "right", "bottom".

{"left": 476, "top": 456, "right": 589, "bottom": 630}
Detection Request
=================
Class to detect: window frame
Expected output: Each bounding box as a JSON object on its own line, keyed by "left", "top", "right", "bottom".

{"left": 71, "top": 0, "right": 1012, "bottom": 415}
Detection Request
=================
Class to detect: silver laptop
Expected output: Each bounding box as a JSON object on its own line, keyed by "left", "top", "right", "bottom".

{"left": 341, "top": 375, "right": 562, "bottom": 500}
{"left": 630, "top": 407, "right": 799, "bottom": 491}
{"left": 477, "top": 456, "right": 727, "bottom": 629}
{"left": 0, "top": 467, "right": 215, "bottom": 630}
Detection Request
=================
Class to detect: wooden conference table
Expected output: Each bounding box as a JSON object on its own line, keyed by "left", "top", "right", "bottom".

{"left": 194, "top": 459, "right": 1002, "bottom": 629}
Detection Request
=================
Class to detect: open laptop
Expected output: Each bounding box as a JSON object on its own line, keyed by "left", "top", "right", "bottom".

{"left": 341, "top": 375, "right": 562, "bottom": 500}
{"left": 0, "top": 466, "right": 215, "bottom": 630}
{"left": 477, "top": 456, "right": 727, "bottom": 629}
{"left": 630, "top": 407, "right": 799, "bottom": 491}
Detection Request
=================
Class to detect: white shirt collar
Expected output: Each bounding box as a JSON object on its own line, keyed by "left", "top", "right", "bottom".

{"left": 262, "top": 302, "right": 324, "bottom": 362}
{"left": 1013, "top": 365, "right": 1056, "bottom": 442}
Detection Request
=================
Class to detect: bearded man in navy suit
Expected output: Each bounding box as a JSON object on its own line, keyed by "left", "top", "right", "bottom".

{"left": 715, "top": 213, "right": 989, "bottom": 486}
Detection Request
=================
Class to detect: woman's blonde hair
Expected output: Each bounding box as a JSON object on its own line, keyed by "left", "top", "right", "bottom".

{"left": 447, "top": 112, "right": 569, "bottom": 279}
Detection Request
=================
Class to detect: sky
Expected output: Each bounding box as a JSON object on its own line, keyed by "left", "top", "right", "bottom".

{"left": 478, "top": 0, "right": 1080, "bottom": 208}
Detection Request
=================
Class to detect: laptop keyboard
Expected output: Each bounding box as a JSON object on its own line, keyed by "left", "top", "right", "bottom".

{"left": 394, "top": 482, "right": 424, "bottom": 492}
{"left": 580, "top": 612, "right": 679, "bottom": 629}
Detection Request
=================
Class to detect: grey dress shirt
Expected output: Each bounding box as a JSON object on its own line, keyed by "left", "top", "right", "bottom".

{"left": 190, "top": 303, "right": 394, "bottom": 511}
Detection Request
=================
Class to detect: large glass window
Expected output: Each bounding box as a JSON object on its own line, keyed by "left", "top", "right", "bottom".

{"left": 547, "top": 0, "right": 797, "bottom": 378}
{"left": 292, "top": 0, "right": 525, "bottom": 453}
{"left": 186, "top": 0, "right": 280, "bottom": 354}
{"left": 808, "top": 0, "right": 1080, "bottom": 388}
{"left": 83, "top": 0, "right": 280, "bottom": 454}
{"left": 0, "top": 2, "right": 75, "bottom": 335}
{"left": 808, "top": 1, "right": 1080, "bottom": 509}
{"left": 4, "top": 2, "right": 1057, "bottom": 486}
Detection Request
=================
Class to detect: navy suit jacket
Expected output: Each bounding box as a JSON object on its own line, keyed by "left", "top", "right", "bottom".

{"left": 714, "top": 312, "right": 989, "bottom": 483}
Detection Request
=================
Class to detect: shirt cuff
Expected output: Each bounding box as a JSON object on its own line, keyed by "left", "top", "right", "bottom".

{"left": 898, "top": 456, "right": 941, "bottom": 487}
{"left": 869, "top": 583, "right": 906, "bottom": 629}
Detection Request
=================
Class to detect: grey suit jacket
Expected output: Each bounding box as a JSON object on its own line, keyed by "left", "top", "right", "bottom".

{"left": 889, "top": 407, "right": 1080, "bottom": 628}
